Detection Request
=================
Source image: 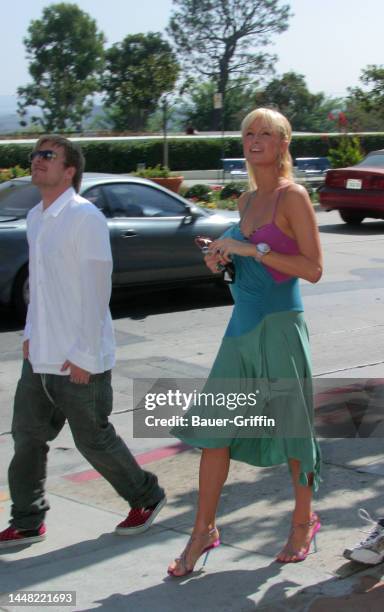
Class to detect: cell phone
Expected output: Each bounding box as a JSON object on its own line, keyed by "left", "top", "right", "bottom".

{"left": 194, "top": 236, "right": 235, "bottom": 283}
{"left": 194, "top": 236, "right": 213, "bottom": 255}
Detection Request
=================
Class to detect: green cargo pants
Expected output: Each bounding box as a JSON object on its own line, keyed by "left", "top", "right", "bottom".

{"left": 8, "top": 359, "right": 164, "bottom": 530}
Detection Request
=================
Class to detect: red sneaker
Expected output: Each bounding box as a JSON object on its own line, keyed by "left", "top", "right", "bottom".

{"left": 115, "top": 496, "right": 166, "bottom": 535}
{"left": 0, "top": 524, "right": 46, "bottom": 549}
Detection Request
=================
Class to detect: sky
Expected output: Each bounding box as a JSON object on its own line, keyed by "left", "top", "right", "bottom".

{"left": 1, "top": 0, "right": 383, "bottom": 100}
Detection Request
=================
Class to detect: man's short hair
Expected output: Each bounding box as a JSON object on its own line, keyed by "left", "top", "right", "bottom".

{"left": 33, "top": 135, "right": 85, "bottom": 192}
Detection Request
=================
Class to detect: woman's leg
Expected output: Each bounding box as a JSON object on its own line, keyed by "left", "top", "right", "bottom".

{"left": 168, "top": 447, "right": 230, "bottom": 576}
{"left": 276, "top": 458, "right": 319, "bottom": 562}
{"left": 195, "top": 447, "right": 230, "bottom": 531}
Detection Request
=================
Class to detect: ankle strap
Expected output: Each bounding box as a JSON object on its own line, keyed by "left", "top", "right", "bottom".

{"left": 208, "top": 527, "right": 218, "bottom": 536}
{"left": 292, "top": 513, "right": 319, "bottom": 529}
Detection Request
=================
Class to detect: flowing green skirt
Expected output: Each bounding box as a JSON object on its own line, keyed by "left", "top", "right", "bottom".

{"left": 171, "top": 311, "right": 321, "bottom": 490}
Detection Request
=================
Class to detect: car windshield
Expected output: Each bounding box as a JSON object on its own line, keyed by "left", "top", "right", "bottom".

{"left": 0, "top": 181, "right": 41, "bottom": 218}
{"left": 356, "top": 154, "right": 384, "bottom": 168}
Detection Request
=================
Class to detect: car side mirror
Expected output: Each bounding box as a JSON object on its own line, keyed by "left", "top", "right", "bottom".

{"left": 183, "top": 203, "right": 195, "bottom": 225}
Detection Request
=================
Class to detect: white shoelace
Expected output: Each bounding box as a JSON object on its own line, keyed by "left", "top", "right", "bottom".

{"left": 355, "top": 508, "right": 384, "bottom": 546}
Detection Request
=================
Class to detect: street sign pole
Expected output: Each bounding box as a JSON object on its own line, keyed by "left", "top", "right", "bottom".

{"left": 213, "top": 92, "right": 225, "bottom": 183}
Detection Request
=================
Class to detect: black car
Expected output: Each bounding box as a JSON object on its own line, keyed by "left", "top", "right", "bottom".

{"left": 0, "top": 173, "right": 237, "bottom": 319}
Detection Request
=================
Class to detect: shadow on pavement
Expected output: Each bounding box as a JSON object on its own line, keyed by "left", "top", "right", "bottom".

{"left": 111, "top": 284, "right": 232, "bottom": 321}
{"left": 0, "top": 450, "right": 383, "bottom": 610}
{"left": 78, "top": 565, "right": 384, "bottom": 612}
{"left": 319, "top": 220, "right": 384, "bottom": 236}
{"left": 0, "top": 284, "right": 232, "bottom": 333}
{"left": 85, "top": 564, "right": 287, "bottom": 612}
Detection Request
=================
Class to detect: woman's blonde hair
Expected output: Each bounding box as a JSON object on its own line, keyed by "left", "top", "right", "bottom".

{"left": 241, "top": 107, "right": 293, "bottom": 190}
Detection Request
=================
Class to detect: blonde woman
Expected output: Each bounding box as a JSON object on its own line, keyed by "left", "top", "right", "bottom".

{"left": 168, "top": 108, "right": 322, "bottom": 576}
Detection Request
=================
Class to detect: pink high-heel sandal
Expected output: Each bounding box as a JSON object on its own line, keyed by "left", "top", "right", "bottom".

{"left": 168, "top": 527, "right": 221, "bottom": 577}
{"left": 276, "top": 512, "right": 321, "bottom": 563}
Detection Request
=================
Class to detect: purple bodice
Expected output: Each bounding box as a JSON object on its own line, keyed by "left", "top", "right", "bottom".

{"left": 249, "top": 222, "right": 299, "bottom": 282}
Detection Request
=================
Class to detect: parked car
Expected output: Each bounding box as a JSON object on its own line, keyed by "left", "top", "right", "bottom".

{"left": 318, "top": 150, "right": 384, "bottom": 224}
{"left": 0, "top": 173, "right": 237, "bottom": 319}
{"left": 221, "top": 158, "right": 248, "bottom": 179}
{"left": 294, "top": 157, "right": 330, "bottom": 176}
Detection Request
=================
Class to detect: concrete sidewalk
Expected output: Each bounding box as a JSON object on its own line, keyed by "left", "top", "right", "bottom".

{"left": 1, "top": 225, "right": 384, "bottom": 610}
{"left": 0, "top": 440, "right": 383, "bottom": 611}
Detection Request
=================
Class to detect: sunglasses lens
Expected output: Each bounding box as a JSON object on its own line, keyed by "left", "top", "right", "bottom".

{"left": 30, "top": 150, "right": 56, "bottom": 162}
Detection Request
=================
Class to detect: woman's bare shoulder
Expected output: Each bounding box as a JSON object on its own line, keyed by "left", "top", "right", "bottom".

{"left": 283, "top": 181, "right": 308, "bottom": 197}
{"left": 283, "top": 181, "right": 311, "bottom": 207}
{"left": 281, "top": 181, "right": 315, "bottom": 225}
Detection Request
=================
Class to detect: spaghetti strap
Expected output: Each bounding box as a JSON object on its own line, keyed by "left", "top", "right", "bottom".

{"left": 242, "top": 191, "right": 254, "bottom": 217}
{"left": 239, "top": 191, "right": 255, "bottom": 228}
{"left": 272, "top": 185, "right": 288, "bottom": 222}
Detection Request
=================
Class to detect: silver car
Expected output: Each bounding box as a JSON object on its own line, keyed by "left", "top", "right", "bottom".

{"left": 0, "top": 173, "right": 237, "bottom": 319}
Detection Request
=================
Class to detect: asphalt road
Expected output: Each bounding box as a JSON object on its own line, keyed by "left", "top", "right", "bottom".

{"left": 0, "top": 208, "right": 383, "bottom": 483}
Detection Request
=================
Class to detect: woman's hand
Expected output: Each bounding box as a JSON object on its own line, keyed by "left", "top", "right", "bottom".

{"left": 204, "top": 250, "right": 225, "bottom": 273}
{"left": 210, "top": 238, "right": 254, "bottom": 262}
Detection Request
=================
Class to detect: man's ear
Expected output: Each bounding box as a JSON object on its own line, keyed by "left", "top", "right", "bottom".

{"left": 65, "top": 166, "right": 76, "bottom": 184}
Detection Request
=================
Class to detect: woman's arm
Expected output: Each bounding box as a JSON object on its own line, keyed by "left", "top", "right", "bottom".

{"left": 262, "top": 184, "right": 323, "bottom": 283}
{"left": 211, "top": 185, "right": 323, "bottom": 284}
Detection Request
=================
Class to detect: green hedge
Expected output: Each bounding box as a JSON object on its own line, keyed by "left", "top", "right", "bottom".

{"left": 79, "top": 139, "right": 244, "bottom": 172}
{"left": 289, "top": 134, "right": 384, "bottom": 159}
{"left": 1, "top": 134, "right": 384, "bottom": 172}
{"left": 0, "top": 144, "right": 32, "bottom": 168}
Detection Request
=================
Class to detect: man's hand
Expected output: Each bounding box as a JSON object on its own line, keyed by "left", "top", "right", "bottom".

{"left": 61, "top": 360, "right": 91, "bottom": 384}
{"left": 23, "top": 340, "right": 29, "bottom": 360}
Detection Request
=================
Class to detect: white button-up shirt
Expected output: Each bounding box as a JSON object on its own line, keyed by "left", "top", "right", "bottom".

{"left": 24, "top": 186, "right": 115, "bottom": 374}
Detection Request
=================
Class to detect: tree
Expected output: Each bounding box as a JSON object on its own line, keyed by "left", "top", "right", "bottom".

{"left": 254, "top": 72, "right": 339, "bottom": 131}
{"left": 17, "top": 3, "right": 105, "bottom": 131}
{"left": 348, "top": 65, "right": 384, "bottom": 113}
{"left": 347, "top": 65, "right": 384, "bottom": 130}
{"left": 179, "top": 79, "right": 256, "bottom": 131}
{"left": 344, "top": 98, "right": 383, "bottom": 132}
{"left": 103, "top": 33, "right": 180, "bottom": 132}
{"left": 168, "top": 0, "right": 291, "bottom": 128}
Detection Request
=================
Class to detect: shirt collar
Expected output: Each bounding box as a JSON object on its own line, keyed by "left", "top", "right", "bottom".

{"left": 38, "top": 187, "right": 76, "bottom": 218}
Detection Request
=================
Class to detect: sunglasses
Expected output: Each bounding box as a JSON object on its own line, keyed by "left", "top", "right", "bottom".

{"left": 29, "top": 150, "right": 58, "bottom": 162}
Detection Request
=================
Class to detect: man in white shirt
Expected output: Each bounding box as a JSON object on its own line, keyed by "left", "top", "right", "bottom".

{"left": 0, "top": 136, "right": 165, "bottom": 548}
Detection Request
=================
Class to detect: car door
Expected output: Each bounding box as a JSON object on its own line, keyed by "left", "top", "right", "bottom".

{"left": 80, "top": 183, "right": 123, "bottom": 287}
{"left": 97, "top": 181, "right": 206, "bottom": 285}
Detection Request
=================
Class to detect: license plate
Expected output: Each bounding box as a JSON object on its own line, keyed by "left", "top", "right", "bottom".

{"left": 346, "top": 178, "right": 362, "bottom": 189}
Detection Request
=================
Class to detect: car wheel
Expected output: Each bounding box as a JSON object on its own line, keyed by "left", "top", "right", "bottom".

{"left": 339, "top": 211, "right": 364, "bottom": 225}
{"left": 12, "top": 266, "right": 29, "bottom": 322}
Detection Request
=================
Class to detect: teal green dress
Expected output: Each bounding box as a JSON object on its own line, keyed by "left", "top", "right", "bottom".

{"left": 171, "top": 220, "right": 321, "bottom": 490}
